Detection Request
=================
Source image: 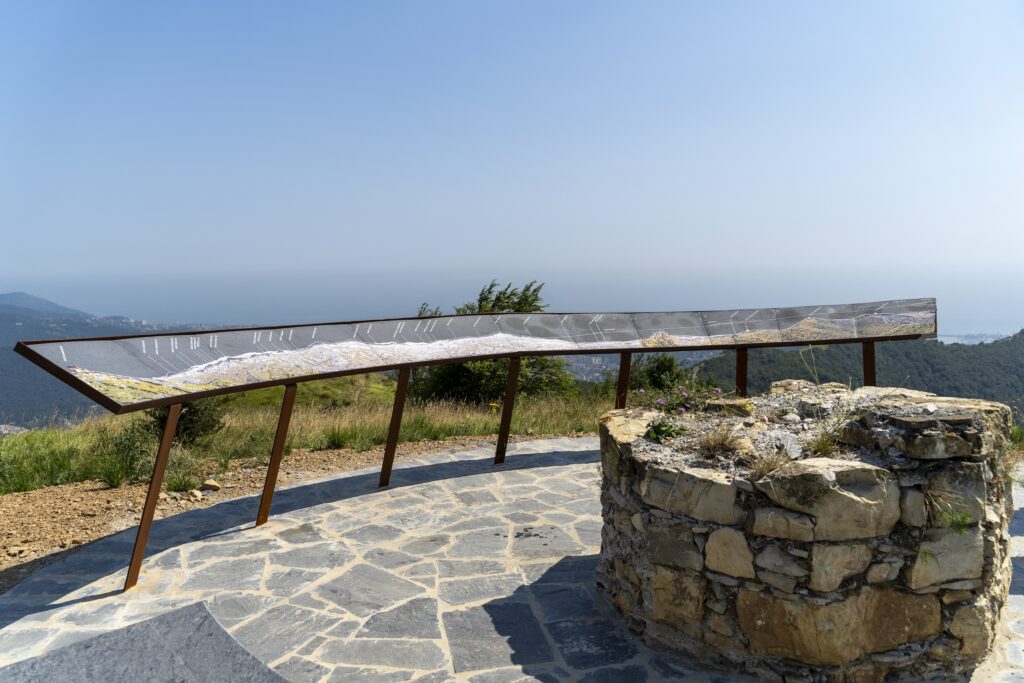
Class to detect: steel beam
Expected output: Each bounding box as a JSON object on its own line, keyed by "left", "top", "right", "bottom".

{"left": 615, "top": 352, "right": 631, "bottom": 409}
{"left": 256, "top": 384, "right": 298, "bottom": 526}
{"left": 379, "top": 367, "right": 411, "bottom": 487}
{"left": 736, "top": 348, "right": 749, "bottom": 397}
{"left": 863, "top": 341, "right": 877, "bottom": 387}
{"left": 494, "top": 356, "right": 522, "bottom": 464}
{"left": 124, "top": 403, "right": 182, "bottom": 591}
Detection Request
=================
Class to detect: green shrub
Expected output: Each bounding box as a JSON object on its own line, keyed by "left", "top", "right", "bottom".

{"left": 94, "top": 421, "right": 155, "bottom": 487}
{"left": 164, "top": 448, "right": 202, "bottom": 492}
{"left": 146, "top": 398, "right": 226, "bottom": 445}
{"left": 645, "top": 418, "right": 685, "bottom": 444}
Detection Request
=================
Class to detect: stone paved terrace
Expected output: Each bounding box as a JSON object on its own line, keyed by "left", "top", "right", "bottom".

{"left": 0, "top": 437, "right": 1021, "bottom": 682}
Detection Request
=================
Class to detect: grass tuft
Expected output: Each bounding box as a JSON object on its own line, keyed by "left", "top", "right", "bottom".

{"left": 699, "top": 428, "right": 738, "bottom": 457}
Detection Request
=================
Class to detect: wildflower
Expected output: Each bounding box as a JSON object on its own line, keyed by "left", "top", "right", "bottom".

{"left": 681, "top": 390, "right": 689, "bottom": 397}
{"left": 677, "top": 406, "right": 686, "bottom": 413}
{"left": 714, "top": 388, "right": 721, "bottom": 394}
{"left": 637, "top": 389, "right": 646, "bottom": 394}
{"left": 656, "top": 398, "right": 666, "bottom": 406}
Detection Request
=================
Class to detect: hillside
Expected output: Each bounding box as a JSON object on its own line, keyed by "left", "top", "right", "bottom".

{"left": 0, "top": 294, "right": 206, "bottom": 425}
{"left": 696, "top": 333, "right": 1024, "bottom": 415}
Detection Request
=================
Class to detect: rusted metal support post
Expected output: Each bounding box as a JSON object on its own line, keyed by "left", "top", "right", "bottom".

{"left": 379, "top": 367, "right": 411, "bottom": 487}
{"left": 124, "top": 403, "right": 182, "bottom": 591}
{"left": 256, "top": 383, "right": 298, "bottom": 526}
{"left": 494, "top": 356, "right": 522, "bottom": 465}
{"left": 736, "top": 347, "right": 749, "bottom": 397}
{"left": 862, "top": 341, "right": 877, "bottom": 387}
{"left": 615, "top": 352, "right": 631, "bottom": 409}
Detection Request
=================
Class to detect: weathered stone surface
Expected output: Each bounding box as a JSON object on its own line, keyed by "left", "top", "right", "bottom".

{"left": 925, "top": 463, "right": 986, "bottom": 524}
{"left": 865, "top": 562, "right": 899, "bottom": 585}
{"left": 755, "top": 458, "right": 900, "bottom": 541}
{"left": 754, "top": 545, "right": 808, "bottom": 578}
{"left": 706, "top": 398, "right": 755, "bottom": 417}
{"left": 906, "top": 528, "right": 983, "bottom": 589}
{"left": 704, "top": 528, "right": 754, "bottom": 579}
{"left": 898, "top": 488, "right": 927, "bottom": 527}
{"left": 752, "top": 507, "right": 814, "bottom": 542}
{"left": 646, "top": 525, "right": 702, "bottom": 572}
{"left": 758, "top": 569, "right": 797, "bottom": 593}
{"left": 904, "top": 430, "right": 973, "bottom": 460}
{"left": 737, "top": 588, "right": 941, "bottom": 665}
{"left": 809, "top": 544, "right": 872, "bottom": 592}
{"left": 949, "top": 599, "right": 998, "bottom": 657}
{"left": 641, "top": 465, "right": 743, "bottom": 525}
{"left": 600, "top": 410, "right": 659, "bottom": 475}
{"left": 650, "top": 566, "right": 704, "bottom": 629}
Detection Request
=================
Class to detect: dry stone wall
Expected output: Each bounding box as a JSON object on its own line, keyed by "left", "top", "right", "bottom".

{"left": 596, "top": 381, "right": 1013, "bottom": 682}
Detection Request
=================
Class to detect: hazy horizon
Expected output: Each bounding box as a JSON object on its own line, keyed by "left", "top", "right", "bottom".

{"left": 2, "top": 266, "right": 1020, "bottom": 336}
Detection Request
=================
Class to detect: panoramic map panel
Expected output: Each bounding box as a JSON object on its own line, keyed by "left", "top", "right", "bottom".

{"left": 20, "top": 299, "right": 937, "bottom": 410}
{"left": 492, "top": 313, "right": 580, "bottom": 354}
{"left": 702, "top": 308, "right": 783, "bottom": 345}
{"left": 560, "top": 313, "right": 642, "bottom": 349}
{"left": 852, "top": 299, "right": 937, "bottom": 339}
{"left": 775, "top": 304, "right": 857, "bottom": 342}
{"left": 631, "top": 312, "right": 709, "bottom": 347}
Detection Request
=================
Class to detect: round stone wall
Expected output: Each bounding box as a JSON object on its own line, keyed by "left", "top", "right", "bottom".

{"left": 596, "top": 381, "right": 1013, "bottom": 682}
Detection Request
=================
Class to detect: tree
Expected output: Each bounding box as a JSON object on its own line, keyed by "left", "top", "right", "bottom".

{"left": 410, "top": 280, "right": 576, "bottom": 403}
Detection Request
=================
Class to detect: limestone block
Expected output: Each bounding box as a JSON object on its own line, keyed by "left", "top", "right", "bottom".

{"left": 752, "top": 506, "right": 814, "bottom": 542}
{"left": 809, "top": 544, "right": 873, "bottom": 592}
{"left": 904, "top": 430, "right": 972, "bottom": 460}
{"left": 755, "top": 545, "right": 808, "bottom": 578}
{"left": 736, "top": 588, "right": 940, "bottom": 666}
{"left": 758, "top": 570, "right": 797, "bottom": 593}
{"left": 704, "top": 528, "right": 755, "bottom": 579}
{"left": 650, "top": 565, "right": 704, "bottom": 629}
{"left": 706, "top": 398, "right": 755, "bottom": 417}
{"left": 646, "top": 525, "right": 703, "bottom": 572}
{"left": 755, "top": 458, "right": 900, "bottom": 541}
{"left": 906, "top": 527, "right": 983, "bottom": 589}
{"left": 898, "top": 488, "right": 927, "bottom": 527}
{"left": 925, "top": 463, "right": 986, "bottom": 524}
{"left": 949, "top": 599, "right": 997, "bottom": 656}
{"left": 865, "top": 562, "right": 899, "bottom": 585}
{"left": 599, "top": 410, "right": 658, "bottom": 477}
{"left": 641, "top": 465, "right": 744, "bottom": 525}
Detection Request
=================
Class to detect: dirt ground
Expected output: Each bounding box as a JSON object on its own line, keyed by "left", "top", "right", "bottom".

{"left": 0, "top": 433, "right": 583, "bottom": 595}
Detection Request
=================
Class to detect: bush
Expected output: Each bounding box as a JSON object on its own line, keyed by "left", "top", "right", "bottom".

{"left": 164, "top": 448, "right": 202, "bottom": 492}
{"left": 146, "top": 398, "right": 226, "bottom": 445}
{"left": 630, "top": 354, "right": 688, "bottom": 391}
{"left": 94, "top": 421, "right": 154, "bottom": 487}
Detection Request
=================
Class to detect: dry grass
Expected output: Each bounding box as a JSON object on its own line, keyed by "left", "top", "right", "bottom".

{"left": 0, "top": 396, "right": 609, "bottom": 495}
{"left": 744, "top": 450, "right": 791, "bottom": 480}
{"left": 698, "top": 427, "right": 738, "bottom": 457}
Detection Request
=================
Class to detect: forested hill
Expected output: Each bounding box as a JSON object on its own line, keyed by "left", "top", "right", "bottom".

{"left": 696, "top": 333, "right": 1024, "bottom": 416}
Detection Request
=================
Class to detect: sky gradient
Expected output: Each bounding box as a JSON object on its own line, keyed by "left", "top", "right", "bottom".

{"left": 1, "top": 2, "right": 1021, "bottom": 332}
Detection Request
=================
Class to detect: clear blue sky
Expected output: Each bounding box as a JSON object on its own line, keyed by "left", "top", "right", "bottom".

{"left": 1, "top": 2, "right": 1021, "bottom": 332}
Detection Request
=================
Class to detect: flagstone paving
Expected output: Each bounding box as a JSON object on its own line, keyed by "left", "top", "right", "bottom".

{"left": 0, "top": 437, "right": 1021, "bottom": 682}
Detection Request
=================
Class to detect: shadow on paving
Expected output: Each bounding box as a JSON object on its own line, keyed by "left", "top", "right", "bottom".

{"left": 0, "top": 602, "right": 283, "bottom": 683}
{"left": 0, "top": 445, "right": 598, "bottom": 630}
{"left": 446, "top": 555, "right": 737, "bottom": 683}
